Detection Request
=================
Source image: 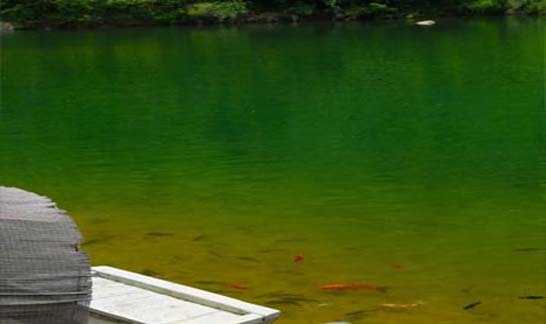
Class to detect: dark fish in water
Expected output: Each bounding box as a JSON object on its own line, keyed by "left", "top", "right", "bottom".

{"left": 519, "top": 296, "right": 545, "bottom": 300}
{"left": 463, "top": 301, "right": 481, "bottom": 310}
{"left": 461, "top": 285, "right": 475, "bottom": 294}
{"left": 238, "top": 256, "right": 260, "bottom": 263}
{"left": 209, "top": 250, "right": 222, "bottom": 257}
{"left": 346, "top": 309, "right": 377, "bottom": 319}
{"left": 276, "top": 238, "right": 306, "bottom": 243}
{"left": 513, "top": 248, "right": 546, "bottom": 252}
{"left": 146, "top": 232, "right": 174, "bottom": 237}
{"left": 256, "top": 292, "right": 318, "bottom": 303}
{"left": 276, "top": 269, "right": 304, "bottom": 276}
{"left": 141, "top": 269, "right": 161, "bottom": 277}
{"left": 320, "top": 284, "right": 388, "bottom": 292}
{"left": 81, "top": 237, "right": 111, "bottom": 246}
{"left": 266, "top": 299, "right": 302, "bottom": 306}
{"left": 275, "top": 296, "right": 318, "bottom": 303}
{"left": 192, "top": 234, "right": 207, "bottom": 241}
{"left": 256, "top": 291, "right": 299, "bottom": 298}
{"left": 195, "top": 280, "right": 225, "bottom": 286}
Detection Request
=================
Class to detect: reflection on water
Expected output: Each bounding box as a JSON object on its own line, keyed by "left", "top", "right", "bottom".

{"left": 1, "top": 17, "right": 545, "bottom": 323}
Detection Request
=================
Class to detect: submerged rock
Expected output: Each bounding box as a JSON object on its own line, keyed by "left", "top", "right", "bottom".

{"left": 145, "top": 231, "right": 174, "bottom": 237}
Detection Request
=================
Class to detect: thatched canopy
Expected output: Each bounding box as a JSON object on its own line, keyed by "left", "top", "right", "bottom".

{"left": 0, "top": 187, "right": 91, "bottom": 323}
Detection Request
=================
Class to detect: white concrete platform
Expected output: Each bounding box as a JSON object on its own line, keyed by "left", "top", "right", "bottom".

{"left": 90, "top": 266, "right": 280, "bottom": 324}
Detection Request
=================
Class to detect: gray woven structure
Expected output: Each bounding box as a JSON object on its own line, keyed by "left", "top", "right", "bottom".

{"left": 0, "top": 187, "right": 92, "bottom": 324}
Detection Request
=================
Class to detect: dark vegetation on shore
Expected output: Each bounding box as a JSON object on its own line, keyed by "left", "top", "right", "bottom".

{"left": 1, "top": 0, "right": 544, "bottom": 29}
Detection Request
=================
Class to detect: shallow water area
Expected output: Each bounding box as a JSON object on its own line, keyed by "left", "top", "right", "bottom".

{"left": 1, "top": 17, "right": 545, "bottom": 324}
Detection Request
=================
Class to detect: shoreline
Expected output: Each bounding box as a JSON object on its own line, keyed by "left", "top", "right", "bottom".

{"left": 1, "top": 9, "right": 543, "bottom": 31}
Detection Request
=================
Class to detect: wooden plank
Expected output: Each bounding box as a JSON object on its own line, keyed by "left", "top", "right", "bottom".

{"left": 92, "top": 266, "right": 280, "bottom": 322}
{"left": 90, "top": 277, "right": 220, "bottom": 323}
{"left": 174, "top": 313, "right": 264, "bottom": 324}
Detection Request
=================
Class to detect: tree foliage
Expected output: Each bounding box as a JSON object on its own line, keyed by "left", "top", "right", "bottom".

{"left": 1, "top": 0, "right": 544, "bottom": 28}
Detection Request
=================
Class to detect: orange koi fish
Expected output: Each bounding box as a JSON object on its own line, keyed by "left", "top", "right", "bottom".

{"left": 229, "top": 283, "right": 248, "bottom": 290}
{"left": 294, "top": 255, "right": 304, "bottom": 263}
{"left": 320, "top": 284, "right": 387, "bottom": 292}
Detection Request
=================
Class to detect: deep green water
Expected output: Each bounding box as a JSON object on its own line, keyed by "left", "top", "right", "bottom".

{"left": 1, "top": 18, "right": 545, "bottom": 323}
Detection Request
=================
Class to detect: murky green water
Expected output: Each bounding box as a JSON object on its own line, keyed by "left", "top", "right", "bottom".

{"left": 1, "top": 17, "right": 545, "bottom": 323}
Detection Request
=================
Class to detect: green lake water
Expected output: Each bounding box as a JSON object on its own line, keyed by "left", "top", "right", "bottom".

{"left": 1, "top": 17, "right": 545, "bottom": 323}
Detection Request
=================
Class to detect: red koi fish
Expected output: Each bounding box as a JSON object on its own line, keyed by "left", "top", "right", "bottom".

{"left": 229, "top": 283, "right": 248, "bottom": 290}
{"left": 320, "top": 284, "right": 387, "bottom": 292}
{"left": 294, "top": 255, "right": 304, "bottom": 263}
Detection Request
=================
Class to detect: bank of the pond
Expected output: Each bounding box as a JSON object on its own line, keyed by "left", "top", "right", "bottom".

{"left": 1, "top": 0, "right": 544, "bottom": 30}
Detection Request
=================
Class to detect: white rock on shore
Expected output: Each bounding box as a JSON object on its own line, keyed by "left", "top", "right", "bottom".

{"left": 416, "top": 20, "right": 436, "bottom": 26}
{"left": 0, "top": 21, "right": 15, "bottom": 32}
